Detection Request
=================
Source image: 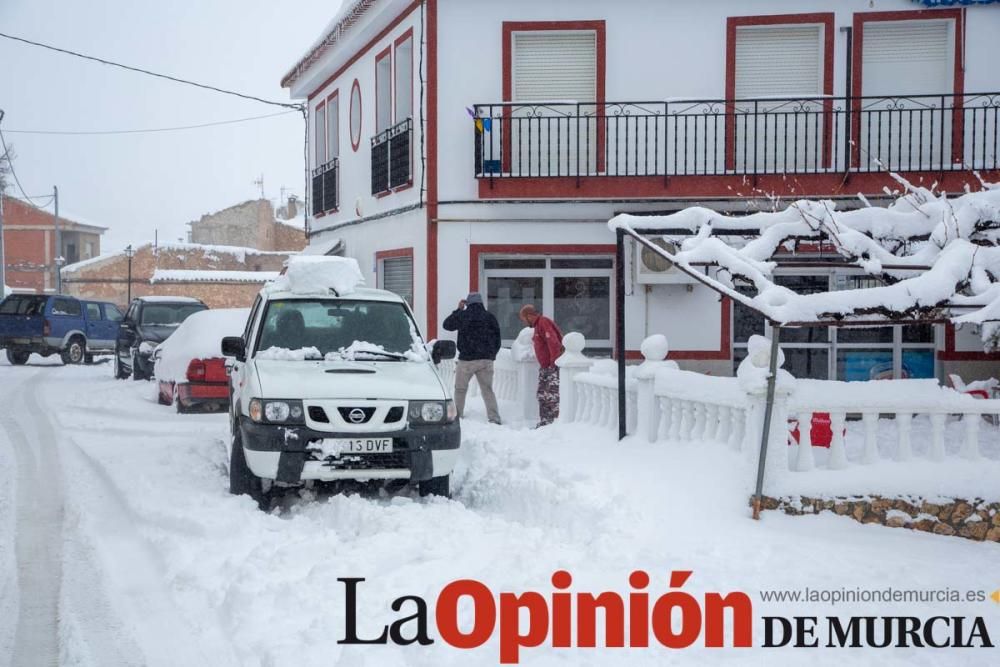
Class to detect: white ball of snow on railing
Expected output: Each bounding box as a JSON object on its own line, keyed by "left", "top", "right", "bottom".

{"left": 563, "top": 331, "right": 586, "bottom": 354}
{"left": 746, "top": 334, "right": 785, "bottom": 369}
{"left": 640, "top": 334, "right": 669, "bottom": 361}
{"left": 511, "top": 327, "right": 537, "bottom": 362}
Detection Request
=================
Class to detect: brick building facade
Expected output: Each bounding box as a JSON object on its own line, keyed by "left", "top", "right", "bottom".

{"left": 61, "top": 243, "right": 294, "bottom": 309}
{"left": 188, "top": 198, "right": 306, "bottom": 252}
{"left": 1, "top": 195, "right": 105, "bottom": 293}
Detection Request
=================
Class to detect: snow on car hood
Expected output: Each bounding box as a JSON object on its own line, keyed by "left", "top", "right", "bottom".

{"left": 252, "top": 359, "right": 447, "bottom": 401}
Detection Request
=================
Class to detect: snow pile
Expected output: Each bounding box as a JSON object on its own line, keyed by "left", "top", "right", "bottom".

{"left": 151, "top": 270, "right": 280, "bottom": 284}
{"left": 611, "top": 179, "right": 1000, "bottom": 345}
{"left": 256, "top": 346, "right": 323, "bottom": 361}
{"left": 268, "top": 256, "right": 364, "bottom": 296}
{"left": 153, "top": 308, "right": 249, "bottom": 382}
{"left": 790, "top": 378, "right": 989, "bottom": 412}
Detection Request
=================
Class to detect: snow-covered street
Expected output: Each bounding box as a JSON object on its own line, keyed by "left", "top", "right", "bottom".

{"left": 0, "top": 358, "right": 998, "bottom": 666}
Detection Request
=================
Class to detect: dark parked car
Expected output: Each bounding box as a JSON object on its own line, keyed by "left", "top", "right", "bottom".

{"left": 0, "top": 293, "right": 123, "bottom": 365}
{"left": 114, "top": 296, "right": 207, "bottom": 380}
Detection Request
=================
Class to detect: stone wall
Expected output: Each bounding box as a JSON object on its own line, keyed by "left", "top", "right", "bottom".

{"left": 62, "top": 243, "right": 293, "bottom": 309}
{"left": 760, "top": 494, "right": 1000, "bottom": 542}
{"left": 188, "top": 199, "right": 305, "bottom": 252}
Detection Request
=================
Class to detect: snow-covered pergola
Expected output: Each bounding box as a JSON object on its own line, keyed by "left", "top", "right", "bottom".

{"left": 608, "top": 177, "right": 1000, "bottom": 514}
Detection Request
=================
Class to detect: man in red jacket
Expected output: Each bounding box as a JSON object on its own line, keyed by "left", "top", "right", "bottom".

{"left": 519, "top": 304, "right": 563, "bottom": 427}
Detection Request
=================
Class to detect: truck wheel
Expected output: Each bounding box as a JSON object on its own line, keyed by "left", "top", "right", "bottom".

{"left": 6, "top": 349, "right": 30, "bottom": 365}
{"left": 61, "top": 337, "right": 85, "bottom": 365}
{"left": 113, "top": 353, "right": 129, "bottom": 380}
{"left": 229, "top": 432, "right": 269, "bottom": 510}
{"left": 418, "top": 474, "right": 451, "bottom": 499}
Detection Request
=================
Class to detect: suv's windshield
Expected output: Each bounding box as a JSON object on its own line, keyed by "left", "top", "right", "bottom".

{"left": 255, "top": 299, "right": 421, "bottom": 359}
{"left": 0, "top": 295, "right": 48, "bottom": 316}
{"left": 140, "top": 303, "right": 206, "bottom": 326}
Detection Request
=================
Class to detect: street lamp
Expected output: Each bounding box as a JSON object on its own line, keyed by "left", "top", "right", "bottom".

{"left": 124, "top": 245, "right": 135, "bottom": 302}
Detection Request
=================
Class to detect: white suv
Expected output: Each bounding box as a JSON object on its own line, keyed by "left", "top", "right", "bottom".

{"left": 222, "top": 260, "right": 458, "bottom": 509}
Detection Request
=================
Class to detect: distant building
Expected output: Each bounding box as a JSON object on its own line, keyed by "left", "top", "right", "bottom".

{"left": 188, "top": 198, "right": 306, "bottom": 252}
{"left": 1, "top": 194, "right": 106, "bottom": 293}
{"left": 61, "top": 243, "right": 295, "bottom": 309}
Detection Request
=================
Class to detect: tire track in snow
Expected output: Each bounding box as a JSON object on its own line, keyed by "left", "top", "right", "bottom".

{"left": 2, "top": 371, "right": 63, "bottom": 667}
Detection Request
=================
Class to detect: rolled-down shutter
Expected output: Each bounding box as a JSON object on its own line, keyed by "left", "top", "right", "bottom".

{"left": 381, "top": 256, "right": 413, "bottom": 306}
{"left": 513, "top": 31, "right": 597, "bottom": 101}
{"left": 861, "top": 19, "right": 953, "bottom": 96}
{"left": 734, "top": 25, "right": 823, "bottom": 98}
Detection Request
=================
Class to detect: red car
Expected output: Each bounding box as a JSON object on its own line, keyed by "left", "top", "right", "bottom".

{"left": 158, "top": 357, "right": 231, "bottom": 413}
{"left": 152, "top": 308, "right": 250, "bottom": 413}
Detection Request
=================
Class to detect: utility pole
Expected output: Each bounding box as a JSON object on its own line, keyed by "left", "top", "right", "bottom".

{"left": 53, "top": 185, "right": 62, "bottom": 293}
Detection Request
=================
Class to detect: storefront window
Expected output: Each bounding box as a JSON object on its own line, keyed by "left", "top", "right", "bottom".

{"left": 482, "top": 255, "right": 614, "bottom": 348}
{"left": 486, "top": 276, "right": 543, "bottom": 341}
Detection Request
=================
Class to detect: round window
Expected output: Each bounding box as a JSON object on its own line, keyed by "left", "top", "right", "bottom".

{"left": 350, "top": 79, "right": 362, "bottom": 152}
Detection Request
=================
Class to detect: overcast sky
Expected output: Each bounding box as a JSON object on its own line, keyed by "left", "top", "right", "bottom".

{"left": 0, "top": 0, "right": 341, "bottom": 252}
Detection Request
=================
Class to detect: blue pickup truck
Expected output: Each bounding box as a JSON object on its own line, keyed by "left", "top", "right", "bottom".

{"left": 0, "top": 293, "right": 124, "bottom": 365}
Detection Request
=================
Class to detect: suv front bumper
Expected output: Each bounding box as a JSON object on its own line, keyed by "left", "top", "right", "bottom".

{"left": 238, "top": 417, "right": 460, "bottom": 484}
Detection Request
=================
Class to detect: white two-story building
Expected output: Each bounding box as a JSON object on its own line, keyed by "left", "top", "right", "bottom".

{"left": 282, "top": 0, "right": 1000, "bottom": 381}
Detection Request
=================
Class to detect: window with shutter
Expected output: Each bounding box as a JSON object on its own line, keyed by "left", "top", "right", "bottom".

{"left": 511, "top": 30, "right": 598, "bottom": 176}
{"left": 733, "top": 24, "right": 825, "bottom": 172}
{"left": 380, "top": 255, "right": 413, "bottom": 306}
{"left": 860, "top": 19, "right": 954, "bottom": 170}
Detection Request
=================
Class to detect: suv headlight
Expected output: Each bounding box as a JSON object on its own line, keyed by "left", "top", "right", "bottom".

{"left": 408, "top": 400, "right": 456, "bottom": 424}
{"left": 249, "top": 398, "right": 305, "bottom": 424}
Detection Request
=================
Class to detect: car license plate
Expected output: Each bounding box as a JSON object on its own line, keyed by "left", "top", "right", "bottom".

{"left": 322, "top": 438, "right": 394, "bottom": 455}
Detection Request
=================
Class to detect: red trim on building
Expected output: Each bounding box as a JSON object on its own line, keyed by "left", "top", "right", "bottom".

{"left": 394, "top": 28, "right": 415, "bottom": 123}
{"left": 325, "top": 90, "right": 340, "bottom": 160}
{"left": 851, "top": 8, "right": 965, "bottom": 167}
{"left": 725, "top": 13, "right": 835, "bottom": 171}
{"left": 349, "top": 79, "right": 362, "bottom": 152}
{"left": 475, "top": 169, "right": 999, "bottom": 200}
{"left": 426, "top": 0, "right": 440, "bottom": 339}
{"left": 375, "top": 247, "right": 415, "bottom": 310}
{"left": 315, "top": 100, "right": 327, "bottom": 165}
{"left": 375, "top": 45, "right": 392, "bottom": 134}
{"left": 939, "top": 322, "right": 1000, "bottom": 361}
{"left": 305, "top": 0, "right": 422, "bottom": 102}
{"left": 467, "top": 244, "right": 616, "bottom": 292}
{"left": 501, "top": 20, "right": 607, "bottom": 173}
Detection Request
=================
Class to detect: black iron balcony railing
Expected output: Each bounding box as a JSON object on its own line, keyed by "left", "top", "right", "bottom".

{"left": 371, "top": 118, "right": 412, "bottom": 195}
{"left": 311, "top": 157, "right": 339, "bottom": 215}
{"left": 473, "top": 93, "right": 1000, "bottom": 183}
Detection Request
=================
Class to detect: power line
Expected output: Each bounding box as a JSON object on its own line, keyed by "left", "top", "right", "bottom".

{"left": 5, "top": 110, "right": 298, "bottom": 136}
{"left": 0, "top": 124, "right": 53, "bottom": 210}
{"left": 0, "top": 31, "right": 303, "bottom": 111}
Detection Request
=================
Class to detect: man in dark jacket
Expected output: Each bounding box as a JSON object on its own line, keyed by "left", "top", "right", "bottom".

{"left": 442, "top": 292, "right": 502, "bottom": 424}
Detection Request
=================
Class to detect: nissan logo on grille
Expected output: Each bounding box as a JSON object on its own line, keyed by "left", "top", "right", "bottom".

{"left": 338, "top": 406, "right": 377, "bottom": 424}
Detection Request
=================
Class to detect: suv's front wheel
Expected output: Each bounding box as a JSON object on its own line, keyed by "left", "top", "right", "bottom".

{"left": 61, "top": 337, "right": 85, "bottom": 365}
{"left": 113, "top": 352, "right": 129, "bottom": 379}
{"left": 229, "top": 431, "right": 269, "bottom": 510}
{"left": 418, "top": 474, "right": 451, "bottom": 498}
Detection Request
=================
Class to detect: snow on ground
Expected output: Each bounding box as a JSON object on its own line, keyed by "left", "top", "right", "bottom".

{"left": 0, "top": 359, "right": 997, "bottom": 666}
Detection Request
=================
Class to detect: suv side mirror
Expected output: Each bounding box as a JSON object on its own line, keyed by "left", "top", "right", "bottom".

{"left": 431, "top": 339, "right": 456, "bottom": 364}
{"left": 221, "top": 336, "right": 246, "bottom": 362}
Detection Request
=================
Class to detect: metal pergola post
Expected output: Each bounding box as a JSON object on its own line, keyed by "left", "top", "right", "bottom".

{"left": 616, "top": 227, "right": 627, "bottom": 440}
{"left": 752, "top": 325, "right": 781, "bottom": 520}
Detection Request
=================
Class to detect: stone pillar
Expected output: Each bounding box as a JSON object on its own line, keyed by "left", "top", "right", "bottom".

{"left": 555, "top": 331, "right": 592, "bottom": 424}
{"left": 511, "top": 327, "right": 541, "bottom": 423}
{"left": 634, "top": 334, "right": 678, "bottom": 442}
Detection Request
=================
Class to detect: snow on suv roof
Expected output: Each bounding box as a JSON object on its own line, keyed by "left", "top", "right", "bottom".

{"left": 262, "top": 286, "right": 406, "bottom": 304}
{"left": 137, "top": 296, "right": 205, "bottom": 304}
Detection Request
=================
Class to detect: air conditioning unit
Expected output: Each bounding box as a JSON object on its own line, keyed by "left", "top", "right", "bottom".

{"left": 634, "top": 238, "right": 697, "bottom": 285}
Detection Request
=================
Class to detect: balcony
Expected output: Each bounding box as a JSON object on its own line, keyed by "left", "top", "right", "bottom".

{"left": 472, "top": 93, "right": 1000, "bottom": 196}
{"left": 311, "top": 158, "right": 339, "bottom": 216}
{"left": 371, "top": 118, "right": 412, "bottom": 195}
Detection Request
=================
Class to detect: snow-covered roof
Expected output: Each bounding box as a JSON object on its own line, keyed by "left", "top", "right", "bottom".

{"left": 151, "top": 270, "right": 280, "bottom": 284}
{"left": 62, "top": 242, "right": 295, "bottom": 276}
{"left": 301, "top": 236, "right": 343, "bottom": 256}
{"left": 281, "top": 0, "right": 377, "bottom": 89}
{"left": 611, "top": 176, "right": 1000, "bottom": 344}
